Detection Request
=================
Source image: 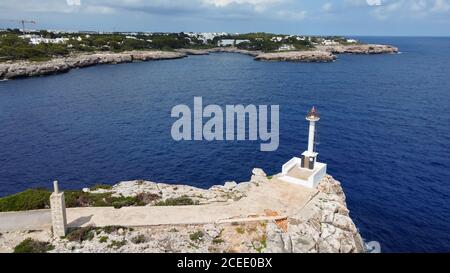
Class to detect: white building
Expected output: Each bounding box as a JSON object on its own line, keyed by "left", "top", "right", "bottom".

{"left": 185, "top": 32, "right": 229, "bottom": 44}
{"left": 279, "top": 107, "right": 327, "bottom": 188}
{"left": 346, "top": 39, "right": 358, "bottom": 44}
{"left": 217, "top": 39, "right": 250, "bottom": 47}
{"left": 322, "top": 39, "right": 339, "bottom": 46}
{"left": 271, "top": 36, "right": 283, "bottom": 42}
{"left": 277, "top": 44, "right": 295, "bottom": 51}
{"left": 20, "top": 34, "right": 69, "bottom": 45}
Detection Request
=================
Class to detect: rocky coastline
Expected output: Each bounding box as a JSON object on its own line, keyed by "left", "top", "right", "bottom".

{"left": 0, "top": 50, "right": 187, "bottom": 80}
{"left": 255, "top": 51, "right": 336, "bottom": 62}
{"left": 0, "top": 44, "right": 398, "bottom": 80}
{"left": 317, "top": 44, "right": 399, "bottom": 54}
{"left": 0, "top": 169, "right": 365, "bottom": 253}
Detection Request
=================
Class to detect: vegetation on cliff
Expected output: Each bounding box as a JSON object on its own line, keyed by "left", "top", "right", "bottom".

{"left": 0, "top": 187, "right": 199, "bottom": 212}
{"left": 0, "top": 31, "right": 192, "bottom": 62}
{"left": 0, "top": 188, "right": 157, "bottom": 211}
{"left": 0, "top": 33, "right": 68, "bottom": 62}
{"left": 0, "top": 189, "right": 51, "bottom": 212}
{"left": 13, "top": 238, "right": 54, "bottom": 253}
{"left": 0, "top": 30, "right": 366, "bottom": 62}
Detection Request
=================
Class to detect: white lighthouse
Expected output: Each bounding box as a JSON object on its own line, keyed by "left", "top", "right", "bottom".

{"left": 302, "top": 106, "right": 320, "bottom": 170}
{"left": 279, "top": 106, "right": 327, "bottom": 188}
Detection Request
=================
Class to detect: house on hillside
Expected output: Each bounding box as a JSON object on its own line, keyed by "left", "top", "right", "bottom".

{"left": 217, "top": 39, "right": 250, "bottom": 47}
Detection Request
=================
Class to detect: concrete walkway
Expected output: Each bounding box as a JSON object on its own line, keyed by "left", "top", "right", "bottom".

{"left": 0, "top": 179, "right": 316, "bottom": 232}
{"left": 0, "top": 209, "right": 51, "bottom": 232}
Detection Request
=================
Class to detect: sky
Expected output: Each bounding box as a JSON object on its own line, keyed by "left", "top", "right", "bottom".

{"left": 0, "top": 0, "right": 449, "bottom": 36}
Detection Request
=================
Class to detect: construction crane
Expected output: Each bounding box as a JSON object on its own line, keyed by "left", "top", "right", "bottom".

{"left": 0, "top": 19, "right": 36, "bottom": 34}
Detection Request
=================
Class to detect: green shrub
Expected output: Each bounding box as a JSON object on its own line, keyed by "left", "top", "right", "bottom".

{"left": 64, "top": 190, "right": 112, "bottom": 207}
{"left": 110, "top": 196, "right": 144, "bottom": 209}
{"left": 235, "top": 227, "right": 245, "bottom": 234}
{"left": 99, "top": 236, "right": 108, "bottom": 243}
{"left": 13, "top": 238, "right": 54, "bottom": 253}
{"left": 252, "top": 235, "right": 267, "bottom": 253}
{"left": 89, "top": 184, "right": 113, "bottom": 191}
{"left": 108, "top": 240, "right": 127, "bottom": 249}
{"left": 189, "top": 231, "right": 204, "bottom": 241}
{"left": 65, "top": 191, "right": 145, "bottom": 208}
{"left": 0, "top": 187, "right": 162, "bottom": 212}
{"left": 66, "top": 226, "right": 96, "bottom": 242}
{"left": 155, "top": 196, "right": 198, "bottom": 206}
{"left": 212, "top": 238, "right": 224, "bottom": 244}
{"left": 0, "top": 189, "right": 51, "bottom": 212}
{"left": 130, "top": 234, "right": 147, "bottom": 244}
{"left": 135, "top": 192, "right": 161, "bottom": 204}
{"left": 0, "top": 189, "right": 121, "bottom": 211}
{"left": 101, "top": 225, "right": 132, "bottom": 234}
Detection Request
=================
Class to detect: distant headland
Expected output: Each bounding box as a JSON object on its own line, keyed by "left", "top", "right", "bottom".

{"left": 0, "top": 30, "right": 398, "bottom": 80}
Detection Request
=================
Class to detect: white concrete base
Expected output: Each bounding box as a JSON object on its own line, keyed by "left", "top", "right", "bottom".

{"left": 279, "top": 157, "right": 327, "bottom": 188}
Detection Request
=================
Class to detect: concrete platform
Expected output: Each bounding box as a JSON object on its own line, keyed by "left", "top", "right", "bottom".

{"left": 0, "top": 179, "right": 317, "bottom": 231}
{"left": 279, "top": 157, "right": 327, "bottom": 188}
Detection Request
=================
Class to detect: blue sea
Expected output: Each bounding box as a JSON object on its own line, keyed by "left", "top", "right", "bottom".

{"left": 0, "top": 37, "right": 449, "bottom": 252}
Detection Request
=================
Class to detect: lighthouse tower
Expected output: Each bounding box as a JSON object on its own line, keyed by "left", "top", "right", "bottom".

{"left": 279, "top": 106, "right": 327, "bottom": 188}
{"left": 301, "top": 106, "right": 320, "bottom": 170}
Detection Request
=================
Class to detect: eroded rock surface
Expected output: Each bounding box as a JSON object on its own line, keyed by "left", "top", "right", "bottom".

{"left": 317, "top": 44, "right": 399, "bottom": 54}
{"left": 255, "top": 51, "right": 336, "bottom": 62}
{"left": 264, "top": 176, "right": 364, "bottom": 253}
{"left": 0, "top": 50, "right": 186, "bottom": 80}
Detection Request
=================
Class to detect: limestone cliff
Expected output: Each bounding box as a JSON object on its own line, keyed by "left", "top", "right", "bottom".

{"left": 0, "top": 50, "right": 187, "bottom": 80}
{"left": 265, "top": 175, "right": 365, "bottom": 253}
{"left": 0, "top": 169, "right": 365, "bottom": 253}
{"left": 255, "top": 51, "right": 336, "bottom": 62}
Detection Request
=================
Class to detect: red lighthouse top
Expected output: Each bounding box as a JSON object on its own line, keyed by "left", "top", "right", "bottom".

{"left": 306, "top": 106, "right": 320, "bottom": 121}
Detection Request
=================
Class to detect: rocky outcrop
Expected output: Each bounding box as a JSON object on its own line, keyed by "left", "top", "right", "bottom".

{"left": 0, "top": 50, "right": 186, "bottom": 80}
{"left": 208, "top": 47, "right": 262, "bottom": 57}
{"left": 253, "top": 44, "right": 397, "bottom": 63}
{"left": 255, "top": 51, "right": 336, "bottom": 63}
{"left": 83, "top": 168, "right": 268, "bottom": 206}
{"left": 175, "top": 48, "right": 210, "bottom": 55}
{"left": 264, "top": 176, "right": 364, "bottom": 253}
{"left": 178, "top": 47, "right": 263, "bottom": 57}
{"left": 317, "top": 44, "right": 399, "bottom": 54}
{"left": 0, "top": 168, "right": 365, "bottom": 253}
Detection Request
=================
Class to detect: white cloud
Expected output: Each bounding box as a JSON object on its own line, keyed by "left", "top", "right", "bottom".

{"left": 201, "top": 0, "right": 283, "bottom": 12}
{"left": 431, "top": 0, "right": 450, "bottom": 12}
{"left": 201, "top": 0, "right": 282, "bottom": 7}
{"left": 322, "top": 2, "right": 333, "bottom": 12}
{"left": 66, "top": 0, "right": 81, "bottom": 6}
{"left": 371, "top": 0, "right": 450, "bottom": 19}
{"left": 84, "top": 5, "right": 116, "bottom": 14}
{"left": 344, "top": 0, "right": 371, "bottom": 6}
{"left": 367, "top": 0, "right": 382, "bottom": 6}
{"left": 410, "top": 0, "right": 428, "bottom": 11}
{"left": 276, "top": 10, "right": 307, "bottom": 20}
{"left": 1, "top": 0, "right": 449, "bottom": 24}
